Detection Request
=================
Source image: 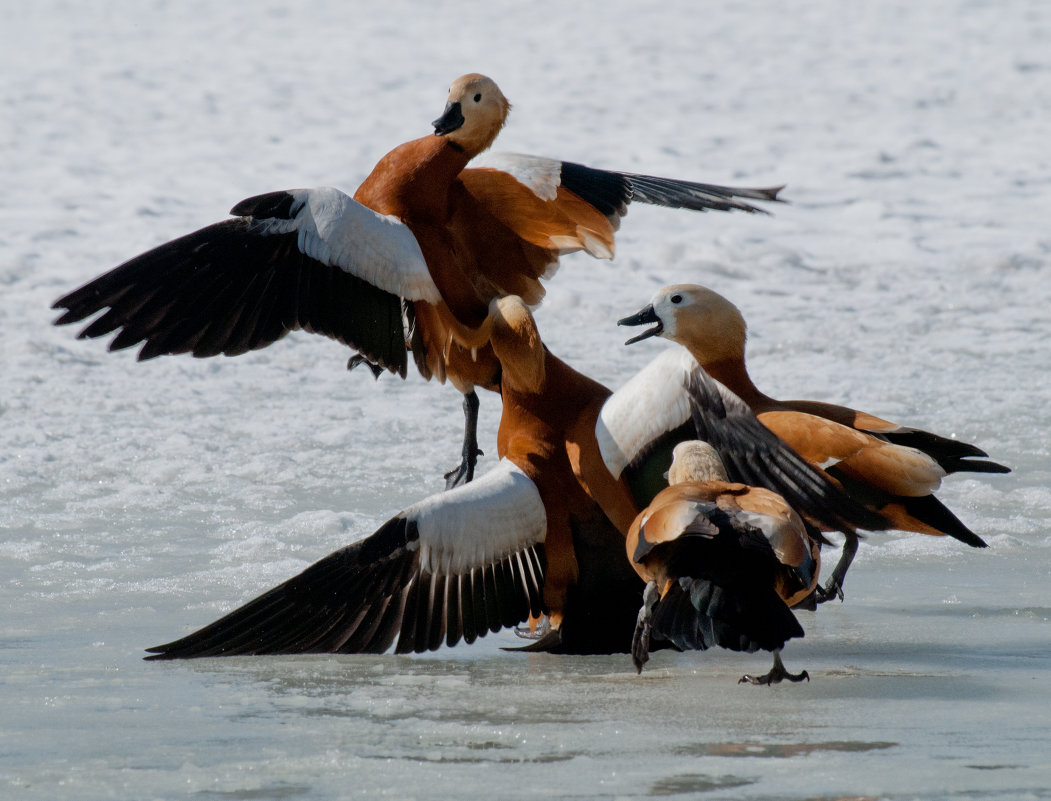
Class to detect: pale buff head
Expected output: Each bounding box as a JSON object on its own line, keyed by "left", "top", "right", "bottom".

{"left": 667, "top": 440, "right": 729, "bottom": 485}
{"left": 488, "top": 295, "right": 545, "bottom": 393}
{"left": 432, "top": 74, "right": 511, "bottom": 156}
{"left": 620, "top": 284, "right": 748, "bottom": 366}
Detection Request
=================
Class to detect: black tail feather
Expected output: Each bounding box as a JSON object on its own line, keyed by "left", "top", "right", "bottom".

{"left": 651, "top": 577, "right": 803, "bottom": 657}
{"left": 878, "top": 429, "right": 1010, "bottom": 476}
{"left": 893, "top": 495, "right": 989, "bottom": 548}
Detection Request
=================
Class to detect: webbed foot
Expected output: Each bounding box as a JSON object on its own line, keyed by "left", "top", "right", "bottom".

{"left": 814, "top": 579, "right": 845, "bottom": 604}
{"left": 514, "top": 615, "right": 551, "bottom": 640}
{"left": 739, "top": 650, "right": 809, "bottom": 686}
{"left": 815, "top": 532, "right": 859, "bottom": 603}
{"left": 443, "top": 451, "right": 482, "bottom": 489}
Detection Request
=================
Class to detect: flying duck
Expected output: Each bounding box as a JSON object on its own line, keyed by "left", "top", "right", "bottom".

{"left": 52, "top": 74, "right": 783, "bottom": 489}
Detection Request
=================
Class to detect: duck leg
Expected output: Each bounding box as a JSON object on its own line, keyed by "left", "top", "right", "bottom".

{"left": 816, "top": 532, "right": 859, "bottom": 603}
{"left": 739, "top": 650, "right": 809, "bottom": 686}
{"left": 348, "top": 357, "right": 482, "bottom": 489}
{"left": 632, "top": 581, "right": 661, "bottom": 674}
{"left": 444, "top": 390, "right": 484, "bottom": 489}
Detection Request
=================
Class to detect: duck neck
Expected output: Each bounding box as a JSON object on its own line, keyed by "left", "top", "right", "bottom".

{"left": 699, "top": 356, "right": 774, "bottom": 410}
{"left": 356, "top": 135, "right": 472, "bottom": 220}
{"left": 498, "top": 350, "right": 607, "bottom": 454}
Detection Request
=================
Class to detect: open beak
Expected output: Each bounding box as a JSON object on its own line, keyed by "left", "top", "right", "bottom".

{"left": 432, "top": 101, "right": 465, "bottom": 136}
{"left": 617, "top": 304, "right": 663, "bottom": 345}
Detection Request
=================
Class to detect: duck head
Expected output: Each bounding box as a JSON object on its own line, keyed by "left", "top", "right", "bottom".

{"left": 618, "top": 284, "right": 748, "bottom": 366}
{"left": 432, "top": 74, "right": 512, "bottom": 156}
{"left": 666, "top": 440, "right": 730, "bottom": 485}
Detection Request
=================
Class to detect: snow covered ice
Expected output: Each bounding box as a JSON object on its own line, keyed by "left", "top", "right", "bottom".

{"left": 3, "top": 1, "right": 1051, "bottom": 798}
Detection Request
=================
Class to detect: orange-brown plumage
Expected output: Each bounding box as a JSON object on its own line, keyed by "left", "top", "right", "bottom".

{"left": 489, "top": 299, "right": 856, "bottom": 650}
{"left": 487, "top": 297, "right": 641, "bottom": 650}
{"left": 146, "top": 295, "right": 646, "bottom": 659}
{"left": 54, "top": 75, "right": 784, "bottom": 489}
{"left": 620, "top": 284, "right": 1009, "bottom": 598}
{"left": 143, "top": 298, "right": 870, "bottom": 661}
{"left": 626, "top": 441, "right": 812, "bottom": 680}
{"left": 458, "top": 169, "right": 617, "bottom": 262}
{"left": 348, "top": 75, "right": 618, "bottom": 383}
{"left": 756, "top": 411, "right": 945, "bottom": 498}
{"left": 626, "top": 446, "right": 819, "bottom": 610}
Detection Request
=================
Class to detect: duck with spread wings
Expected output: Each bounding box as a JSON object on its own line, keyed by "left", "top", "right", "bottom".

{"left": 145, "top": 297, "right": 879, "bottom": 661}
{"left": 52, "top": 74, "right": 783, "bottom": 489}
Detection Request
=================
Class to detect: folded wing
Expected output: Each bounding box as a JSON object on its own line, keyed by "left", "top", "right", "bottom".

{"left": 595, "top": 348, "right": 887, "bottom": 535}
{"left": 685, "top": 366, "right": 888, "bottom": 535}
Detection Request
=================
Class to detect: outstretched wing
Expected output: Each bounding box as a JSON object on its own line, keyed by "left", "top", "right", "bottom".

{"left": 470, "top": 152, "right": 782, "bottom": 233}
{"left": 145, "top": 460, "right": 547, "bottom": 659}
{"left": 595, "top": 348, "right": 886, "bottom": 535}
{"left": 453, "top": 154, "right": 783, "bottom": 306}
{"left": 52, "top": 188, "right": 439, "bottom": 376}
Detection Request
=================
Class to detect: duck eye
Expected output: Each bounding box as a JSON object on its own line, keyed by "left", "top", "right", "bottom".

{"left": 474, "top": 93, "right": 482, "bottom": 102}
{"left": 670, "top": 294, "right": 683, "bottom": 304}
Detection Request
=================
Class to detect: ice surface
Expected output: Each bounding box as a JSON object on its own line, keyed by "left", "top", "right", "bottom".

{"left": 2, "top": 0, "right": 1050, "bottom": 799}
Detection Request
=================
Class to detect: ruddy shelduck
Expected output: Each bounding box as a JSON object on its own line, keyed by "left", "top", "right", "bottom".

{"left": 618, "top": 284, "right": 1010, "bottom": 599}
{"left": 628, "top": 441, "right": 814, "bottom": 683}
{"left": 145, "top": 298, "right": 872, "bottom": 659}
{"left": 52, "top": 74, "right": 783, "bottom": 488}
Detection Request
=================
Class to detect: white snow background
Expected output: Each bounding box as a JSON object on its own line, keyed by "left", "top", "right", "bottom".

{"left": 2, "top": 1, "right": 1050, "bottom": 799}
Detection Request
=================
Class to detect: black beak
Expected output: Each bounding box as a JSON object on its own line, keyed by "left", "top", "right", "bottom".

{"left": 432, "top": 101, "right": 465, "bottom": 136}
{"left": 617, "top": 304, "right": 663, "bottom": 345}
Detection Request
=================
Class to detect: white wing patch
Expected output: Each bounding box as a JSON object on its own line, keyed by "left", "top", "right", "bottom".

{"left": 596, "top": 348, "right": 701, "bottom": 478}
{"left": 407, "top": 460, "right": 547, "bottom": 575}
{"left": 471, "top": 152, "right": 562, "bottom": 201}
{"left": 252, "top": 187, "right": 441, "bottom": 304}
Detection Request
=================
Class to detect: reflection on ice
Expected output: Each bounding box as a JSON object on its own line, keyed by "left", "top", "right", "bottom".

{"left": 677, "top": 741, "right": 898, "bottom": 758}
{"left": 649, "top": 773, "right": 756, "bottom": 795}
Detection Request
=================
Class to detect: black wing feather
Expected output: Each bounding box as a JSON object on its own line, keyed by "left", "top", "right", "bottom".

{"left": 53, "top": 211, "right": 409, "bottom": 377}
{"left": 145, "top": 511, "right": 547, "bottom": 659}
{"left": 650, "top": 558, "right": 803, "bottom": 656}
{"left": 875, "top": 428, "right": 1010, "bottom": 476}
{"left": 685, "top": 367, "right": 888, "bottom": 536}
{"left": 557, "top": 160, "right": 784, "bottom": 220}
{"left": 623, "top": 172, "right": 784, "bottom": 213}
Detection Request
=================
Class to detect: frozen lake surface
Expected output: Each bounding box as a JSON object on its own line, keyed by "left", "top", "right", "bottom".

{"left": 3, "top": 0, "right": 1050, "bottom": 798}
